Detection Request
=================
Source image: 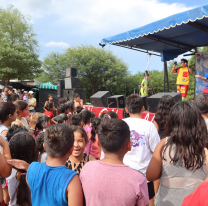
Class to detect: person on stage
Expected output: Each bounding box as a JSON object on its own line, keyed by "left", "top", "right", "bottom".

{"left": 140, "top": 71, "right": 149, "bottom": 96}
{"left": 195, "top": 73, "right": 208, "bottom": 93}
{"left": 171, "top": 58, "right": 193, "bottom": 101}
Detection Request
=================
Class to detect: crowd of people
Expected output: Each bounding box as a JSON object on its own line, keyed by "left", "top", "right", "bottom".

{"left": 0, "top": 84, "right": 208, "bottom": 206}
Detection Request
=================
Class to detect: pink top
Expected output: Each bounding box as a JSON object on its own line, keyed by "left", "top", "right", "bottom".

{"left": 80, "top": 161, "right": 149, "bottom": 206}
{"left": 84, "top": 125, "right": 92, "bottom": 154}
{"left": 90, "top": 134, "right": 100, "bottom": 159}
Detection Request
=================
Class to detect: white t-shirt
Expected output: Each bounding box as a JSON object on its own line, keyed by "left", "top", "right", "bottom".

{"left": 123, "top": 118, "right": 160, "bottom": 179}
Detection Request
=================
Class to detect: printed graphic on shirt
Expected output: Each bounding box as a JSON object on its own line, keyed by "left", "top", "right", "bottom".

{"left": 130, "top": 130, "right": 145, "bottom": 147}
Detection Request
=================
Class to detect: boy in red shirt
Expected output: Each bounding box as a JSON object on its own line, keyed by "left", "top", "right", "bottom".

{"left": 44, "top": 103, "right": 55, "bottom": 124}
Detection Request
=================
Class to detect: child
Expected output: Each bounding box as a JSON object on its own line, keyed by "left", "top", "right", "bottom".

{"left": 43, "top": 95, "right": 55, "bottom": 111}
{"left": 76, "top": 106, "right": 83, "bottom": 114}
{"left": 8, "top": 131, "right": 37, "bottom": 206}
{"left": 12, "top": 100, "right": 30, "bottom": 130}
{"left": 36, "top": 132, "right": 47, "bottom": 162}
{"left": 80, "top": 119, "right": 149, "bottom": 206}
{"left": 7, "top": 93, "right": 19, "bottom": 103}
{"left": 56, "top": 98, "right": 67, "bottom": 116}
{"left": 90, "top": 111, "right": 95, "bottom": 119}
{"left": 123, "top": 94, "right": 160, "bottom": 206}
{"left": 44, "top": 103, "right": 55, "bottom": 120}
{"left": 65, "top": 126, "right": 95, "bottom": 174}
{"left": 194, "top": 93, "right": 208, "bottom": 129}
{"left": 106, "top": 111, "right": 118, "bottom": 119}
{"left": 59, "top": 104, "right": 70, "bottom": 114}
{"left": 90, "top": 117, "right": 101, "bottom": 159}
{"left": 73, "top": 93, "right": 83, "bottom": 108}
{"left": 56, "top": 114, "right": 68, "bottom": 124}
{"left": 0, "top": 102, "right": 17, "bottom": 138}
{"left": 71, "top": 114, "right": 83, "bottom": 126}
{"left": 34, "top": 116, "right": 50, "bottom": 138}
{"left": 8, "top": 124, "right": 83, "bottom": 206}
{"left": 23, "top": 91, "right": 29, "bottom": 103}
{"left": 13, "top": 100, "right": 38, "bottom": 135}
{"left": 140, "top": 71, "right": 149, "bottom": 96}
{"left": 82, "top": 109, "right": 92, "bottom": 154}
{"left": 0, "top": 135, "right": 12, "bottom": 206}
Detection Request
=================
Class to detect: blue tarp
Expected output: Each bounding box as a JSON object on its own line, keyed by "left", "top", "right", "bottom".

{"left": 100, "top": 4, "right": 208, "bottom": 62}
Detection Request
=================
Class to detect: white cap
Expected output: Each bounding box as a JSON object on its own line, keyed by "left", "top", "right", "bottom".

{"left": 28, "top": 91, "right": 34, "bottom": 94}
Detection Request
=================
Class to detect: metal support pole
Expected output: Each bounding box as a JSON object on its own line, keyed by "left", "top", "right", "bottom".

{"left": 194, "top": 47, "right": 198, "bottom": 97}
{"left": 163, "top": 64, "right": 166, "bottom": 92}
{"left": 164, "top": 61, "right": 169, "bottom": 92}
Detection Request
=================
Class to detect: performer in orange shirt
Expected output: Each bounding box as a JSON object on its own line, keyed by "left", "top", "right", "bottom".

{"left": 171, "top": 58, "right": 193, "bottom": 101}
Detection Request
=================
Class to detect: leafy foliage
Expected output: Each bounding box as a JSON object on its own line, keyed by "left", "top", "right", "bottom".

{"left": 0, "top": 5, "right": 42, "bottom": 83}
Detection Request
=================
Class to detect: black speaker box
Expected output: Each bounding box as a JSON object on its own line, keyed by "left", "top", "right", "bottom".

{"left": 90, "top": 91, "right": 111, "bottom": 107}
{"left": 66, "top": 68, "right": 78, "bottom": 77}
{"left": 148, "top": 92, "right": 182, "bottom": 113}
{"left": 72, "top": 78, "right": 80, "bottom": 88}
{"left": 108, "top": 95, "right": 125, "bottom": 108}
{"left": 64, "top": 89, "right": 73, "bottom": 101}
{"left": 57, "top": 79, "right": 65, "bottom": 97}
{"left": 64, "top": 88, "right": 86, "bottom": 103}
{"left": 141, "top": 96, "right": 148, "bottom": 111}
{"left": 65, "top": 78, "right": 80, "bottom": 89}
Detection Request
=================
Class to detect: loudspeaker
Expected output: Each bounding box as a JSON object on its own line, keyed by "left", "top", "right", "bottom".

{"left": 141, "top": 96, "right": 148, "bottom": 111}
{"left": 64, "top": 89, "right": 73, "bottom": 101}
{"left": 64, "top": 88, "right": 86, "bottom": 103}
{"left": 147, "top": 92, "right": 182, "bottom": 113}
{"left": 66, "top": 68, "right": 77, "bottom": 77}
{"left": 90, "top": 91, "right": 111, "bottom": 107}
{"left": 57, "top": 79, "right": 65, "bottom": 97}
{"left": 108, "top": 95, "right": 125, "bottom": 108}
{"left": 64, "top": 78, "right": 80, "bottom": 89}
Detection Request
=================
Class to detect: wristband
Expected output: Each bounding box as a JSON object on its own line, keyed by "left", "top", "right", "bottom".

{"left": 29, "top": 128, "right": 35, "bottom": 131}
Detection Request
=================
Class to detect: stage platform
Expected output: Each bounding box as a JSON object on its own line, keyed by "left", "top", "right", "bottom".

{"left": 83, "top": 105, "right": 155, "bottom": 122}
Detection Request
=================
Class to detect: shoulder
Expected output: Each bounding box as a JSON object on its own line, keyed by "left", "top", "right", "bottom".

{"left": 13, "top": 121, "right": 23, "bottom": 127}
{"left": 28, "top": 162, "right": 41, "bottom": 172}
{"left": 27, "top": 162, "right": 42, "bottom": 180}
{"left": 89, "top": 154, "right": 96, "bottom": 161}
{"left": 80, "top": 161, "right": 97, "bottom": 173}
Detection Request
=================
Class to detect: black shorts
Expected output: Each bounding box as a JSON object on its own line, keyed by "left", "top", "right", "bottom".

{"left": 148, "top": 181, "right": 155, "bottom": 199}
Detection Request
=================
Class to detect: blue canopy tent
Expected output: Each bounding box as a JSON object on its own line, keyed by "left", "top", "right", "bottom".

{"left": 99, "top": 4, "right": 208, "bottom": 91}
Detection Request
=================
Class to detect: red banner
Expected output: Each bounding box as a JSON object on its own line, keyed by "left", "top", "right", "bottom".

{"left": 83, "top": 106, "right": 155, "bottom": 122}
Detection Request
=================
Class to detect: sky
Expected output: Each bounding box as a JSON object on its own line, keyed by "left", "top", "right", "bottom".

{"left": 1, "top": 0, "right": 208, "bottom": 74}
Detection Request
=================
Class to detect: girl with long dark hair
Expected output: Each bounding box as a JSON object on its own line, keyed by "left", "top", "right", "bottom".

{"left": 90, "top": 117, "right": 101, "bottom": 159}
{"left": 9, "top": 131, "right": 38, "bottom": 206}
{"left": 82, "top": 109, "right": 92, "bottom": 154}
{"left": 154, "top": 95, "right": 175, "bottom": 139}
{"left": 146, "top": 101, "right": 208, "bottom": 206}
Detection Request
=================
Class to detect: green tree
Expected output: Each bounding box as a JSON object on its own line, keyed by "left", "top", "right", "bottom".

{"left": 65, "top": 45, "right": 129, "bottom": 96}
{"left": 0, "top": 5, "right": 42, "bottom": 84}
{"left": 40, "top": 44, "right": 129, "bottom": 101}
{"left": 37, "top": 52, "right": 69, "bottom": 84}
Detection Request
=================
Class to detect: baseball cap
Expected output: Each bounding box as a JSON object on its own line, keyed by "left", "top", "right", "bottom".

{"left": 29, "top": 91, "right": 34, "bottom": 94}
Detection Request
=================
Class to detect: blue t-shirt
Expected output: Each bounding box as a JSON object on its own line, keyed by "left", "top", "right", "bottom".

{"left": 27, "top": 162, "right": 77, "bottom": 206}
{"left": 205, "top": 73, "right": 208, "bottom": 89}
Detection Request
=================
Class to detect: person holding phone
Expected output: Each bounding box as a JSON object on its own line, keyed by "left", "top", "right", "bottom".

{"left": 171, "top": 58, "right": 193, "bottom": 101}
